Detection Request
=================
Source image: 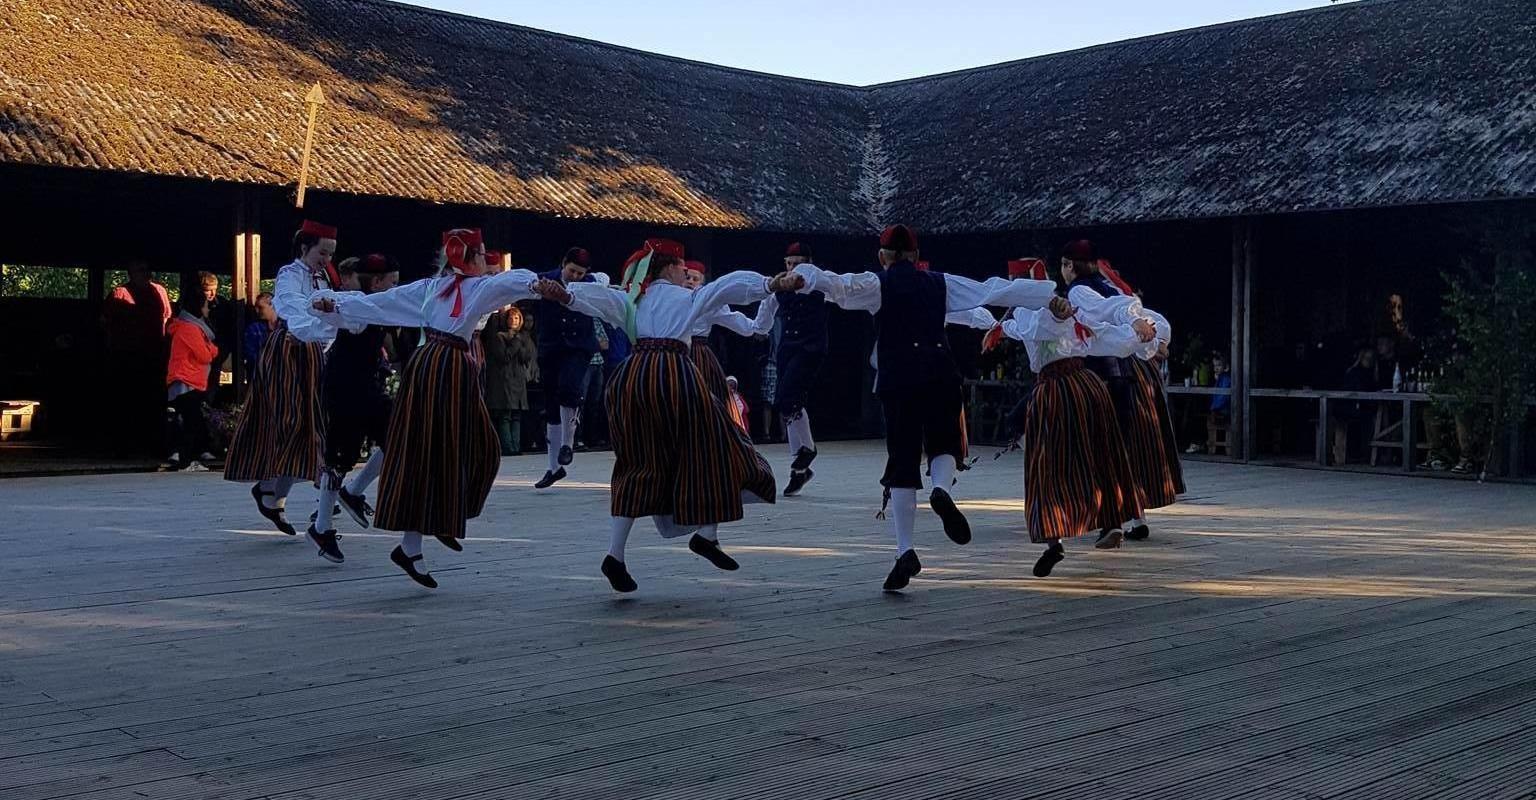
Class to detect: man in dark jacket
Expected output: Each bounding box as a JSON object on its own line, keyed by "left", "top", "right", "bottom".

{"left": 531, "top": 246, "right": 599, "bottom": 488}
{"left": 752, "top": 242, "right": 830, "bottom": 496}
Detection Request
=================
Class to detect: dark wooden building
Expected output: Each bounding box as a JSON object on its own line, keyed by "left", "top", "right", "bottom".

{"left": 2, "top": 0, "right": 1533, "bottom": 470}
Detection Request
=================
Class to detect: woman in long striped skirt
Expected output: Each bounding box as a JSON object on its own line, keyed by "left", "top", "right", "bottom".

{"left": 995, "top": 292, "right": 1154, "bottom": 577}
{"left": 556, "top": 239, "right": 803, "bottom": 593}
{"left": 682, "top": 260, "right": 758, "bottom": 406}
{"left": 1132, "top": 355, "right": 1186, "bottom": 495}
{"left": 309, "top": 228, "right": 557, "bottom": 588}
{"left": 225, "top": 220, "right": 341, "bottom": 552}
{"left": 1065, "top": 261, "right": 1180, "bottom": 539}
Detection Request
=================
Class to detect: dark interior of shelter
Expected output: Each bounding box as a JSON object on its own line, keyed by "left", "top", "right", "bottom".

{"left": 0, "top": 0, "right": 1532, "bottom": 478}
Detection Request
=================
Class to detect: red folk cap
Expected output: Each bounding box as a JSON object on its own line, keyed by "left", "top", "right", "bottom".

{"left": 1062, "top": 239, "right": 1096, "bottom": 261}
{"left": 299, "top": 219, "right": 337, "bottom": 239}
{"left": 643, "top": 238, "right": 685, "bottom": 260}
{"left": 483, "top": 250, "right": 504, "bottom": 268}
{"left": 359, "top": 253, "right": 395, "bottom": 274}
{"left": 684, "top": 259, "right": 709, "bottom": 276}
{"left": 879, "top": 224, "right": 918, "bottom": 251}
{"left": 563, "top": 246, "right": 590, "bottom": 268}
{"left": 785, "top": 242, "right": 813, "bottom": 259}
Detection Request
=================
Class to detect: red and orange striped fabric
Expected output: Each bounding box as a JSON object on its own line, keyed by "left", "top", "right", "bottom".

{"left": 1023, "top": 358, "right": 1143, "bottom": 543}
{"left": 1133, "top": 357, "right": 1186, "bottom": 497}
{"left": 372, "top": 330, "right": 499, "bottom": 539}
{"left": 223, "top": 325, "right": 325, "bottom": 485}
{"left": 607, "top": 338, "right": 776, "bottom": 525}
{"left": 1125, "top": 359, "right": 1180, "bottom": 510}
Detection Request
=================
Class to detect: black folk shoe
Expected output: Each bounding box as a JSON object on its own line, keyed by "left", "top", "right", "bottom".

{"left": 883, "top": 549, "right": 923, "bottom": 592}
{"left": 1125, "top": 524, "right": 1150, "bottom": 541}
{"left": 251, "top": 484, "right": 297, "bottom": 536}
{"left": 784, "top": 468, "right": 814, "bottom": 497}
{"left": 306, "top": 526, "right": 345, "bottom": 564}
{"left": 338, "top": 488, "right": 372, "bottom": 529}
{"left": 558, "top": 445, "right": 574, "bottom": 466}
{"left": 436, "top": 535, "right": 464, "bottom": 552}
{"left": 390, "top": 546, "right": 438, "bottom": 589}
{"left": 928, "top": 488, "right": 972, "bottom": 545}
{"left": 601, "top": 555, "right": 638, "bottom": 593}
{"left": 1033, "top": 543, "right": 1065, "bottom": 577}
{"left": 534, "top": 467, "right": 568, "bottom": 489}
{"left": 688, "top": 535, "right": 740, "bottom": 571}
{"left": 790, "top": 446, "right": 818, "bottom": 472}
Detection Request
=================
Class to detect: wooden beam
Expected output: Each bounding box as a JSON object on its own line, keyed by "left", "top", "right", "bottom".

{"left": 1230, "top": 219, "right": 1250, "bottom": 461}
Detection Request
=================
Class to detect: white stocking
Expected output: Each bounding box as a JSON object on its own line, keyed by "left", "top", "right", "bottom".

{"left": 608, "top": 517, "right": 635, "bottom": 561}
{"left": 890, "top": 488, "right": 917, "bottom": 554}
{"left": 346, "top": 448, "right": 384, "bottom": 495}
{"left": 929, "top": 454, "right": 956, "bottom": 492}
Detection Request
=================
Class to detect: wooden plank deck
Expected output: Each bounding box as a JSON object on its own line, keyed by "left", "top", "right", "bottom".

{"left": 2, "top": 441, "right": 1534, "bottom": 800}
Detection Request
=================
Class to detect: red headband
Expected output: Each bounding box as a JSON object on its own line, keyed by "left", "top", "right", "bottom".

{"left": 442, "top": 228, "right": 485, "bottom": 273}
{"left": 1008, "top": 258, "right": 1047, "bottom": 280}
{"left": 300, "top": 220, "right": 337, "bottom": 239}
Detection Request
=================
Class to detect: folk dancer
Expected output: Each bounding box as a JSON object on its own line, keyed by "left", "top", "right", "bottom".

{"left": 683, "top": 260, "right": 760, "bottom": 408}
{"left": 552, "top": 239, "right": 800, "bottom": 593}
{"left": 225, "top": 220, "right": 340, "bottom": 544}
{"left": 1060, "top": 241, "right": 1178, "bottom": 544}
{"left": 532, "top": 246, "right": 600, "bottom": 489}
{"left": 788, "top": 225, "right": 1059, "bottom": 591}
{"left": 309, "top": 229, "right": 560, "bottom": 588}
{"left": 305, "top": 254, "right": 400, "bottom": 564}
{"left": 984, "top": 257, "right": 1154, "bottom": 576}
{"left": 752, "top": 242, "right": 830, "bottom": 496}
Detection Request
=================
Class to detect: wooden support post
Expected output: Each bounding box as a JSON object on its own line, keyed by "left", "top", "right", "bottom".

{"left": 1242, "top": 220, "right": 1254, "bottom": 463}
{"left": 1316, "top": 396, "right": 1329, "bottom": 466}
{"left": 1230, "top": 219, "right": 1250, "bottom": 461}
{"left": 1401, "top": 398, "right": 1414, "bottom": 472}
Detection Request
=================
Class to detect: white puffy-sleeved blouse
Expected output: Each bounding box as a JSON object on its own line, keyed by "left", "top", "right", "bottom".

{"left": 274, "top": 261, "right": 342, "bottom": 344}
{"left": 563, "top": 271, "right": 776, "bottom": 343}
{"left": 307, "top": 270, "right": 543, "bottom": 342}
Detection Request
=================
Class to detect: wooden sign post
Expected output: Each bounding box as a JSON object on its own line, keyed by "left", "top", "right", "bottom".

{"left": 295, "top": 82, "right": 326, "bottom": 208}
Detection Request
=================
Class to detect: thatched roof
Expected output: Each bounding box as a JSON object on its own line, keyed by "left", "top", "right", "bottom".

{"left": 2, "top": 0, "right": 1531, "bottom": 233}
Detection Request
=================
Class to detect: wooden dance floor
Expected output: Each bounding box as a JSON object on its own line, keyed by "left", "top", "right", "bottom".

{"left": 3, "top": 441, "right": 1535, "bottom": 800}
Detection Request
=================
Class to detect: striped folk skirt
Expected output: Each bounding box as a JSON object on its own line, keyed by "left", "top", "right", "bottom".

{"left": 689, "top": 336, "right": 731, "bottom": 406}
{"left": 1134, "top": 357, "right": 1186, "bottom": 496}
{"left": 1125, "top": 358, "right": 1181, "bottom": 509}
{"left": 373, "top": 329, "right": 500, "bottom": 539}
{"left": 1023, "top": 358, "right": 1143, "bottom": 543}
{"left": 224, "top": 326, "right": 324, "bottom": 484}
{"left": 607, "top": 338, "right": 776, "bottom": 527}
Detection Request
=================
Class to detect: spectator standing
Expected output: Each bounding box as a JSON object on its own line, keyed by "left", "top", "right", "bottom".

{"left": 482, "top": 306, "right": 536, "bottom": 456}
{"left": 102, "top": 259, "right": 171, "bottom": 454}
{"left": 164, "top": 290, "right": 220, "bottom": 470}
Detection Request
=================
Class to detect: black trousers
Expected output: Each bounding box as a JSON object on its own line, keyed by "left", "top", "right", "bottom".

{"left": 773, "top": 346, "right": 825, "bottom": 418}
{"left": 878, "top": 379, "right": 963, "bottom": 489}
{"left": 166, "top": 390, "right": 210, "bottom": 458}
{"left": 539, "top": 347, "right": 596, "bottom": 424}
{"left": 324, "top": 389, "right": 391, "bottom": 474}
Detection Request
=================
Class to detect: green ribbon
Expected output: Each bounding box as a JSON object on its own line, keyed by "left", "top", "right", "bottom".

{"left": 619, "top": 250, "right": 652, "bottom": 342}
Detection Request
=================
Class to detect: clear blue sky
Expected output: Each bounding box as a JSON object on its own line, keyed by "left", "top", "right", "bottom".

{"left": 405, "top": 0, "right": 1343, "bottom": 84}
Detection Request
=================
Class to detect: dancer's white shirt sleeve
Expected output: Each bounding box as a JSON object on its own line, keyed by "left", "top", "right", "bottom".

{"left": 751, "top": 293, "right": 779, "bottom": 334}
{"left": 275, "top": 263, "right": 337, "bottom": 343}
{"left": 943, "top": 275, "right": 1058, "bottom": 312}
{"left": 563, "top": 282, "right": 630, "bottom": 329}
{"left": 946, "top": 307, "right": 998, "bottom": 330}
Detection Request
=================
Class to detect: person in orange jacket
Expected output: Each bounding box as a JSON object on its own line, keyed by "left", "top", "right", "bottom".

{"left": 165, "top": 288, "right": 221, "bottom": 470}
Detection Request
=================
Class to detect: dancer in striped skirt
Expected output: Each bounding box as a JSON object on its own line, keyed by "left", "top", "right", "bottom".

{"left": 225, "top": 220, "right": 341, "bottom": 549}
{"left": 683, "top": 259, "right": 758, "bottom": 407}
{"left": 552, "top": 238, "right": 803, "bottom": 593}
{"left": 986, "top": 257, "right": 1154, "bottom": 576}
{"left": 1061, "top": 244, "right": 1179, "bottom": 543}
{"left": 306, "top": 254, "right": 400, "bottom": 564}
{"left": 789, "top": 225, "right": 1060, "bottom": 591}
{"left": 309, "top": 228, "right": 560, "bottom": 588}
